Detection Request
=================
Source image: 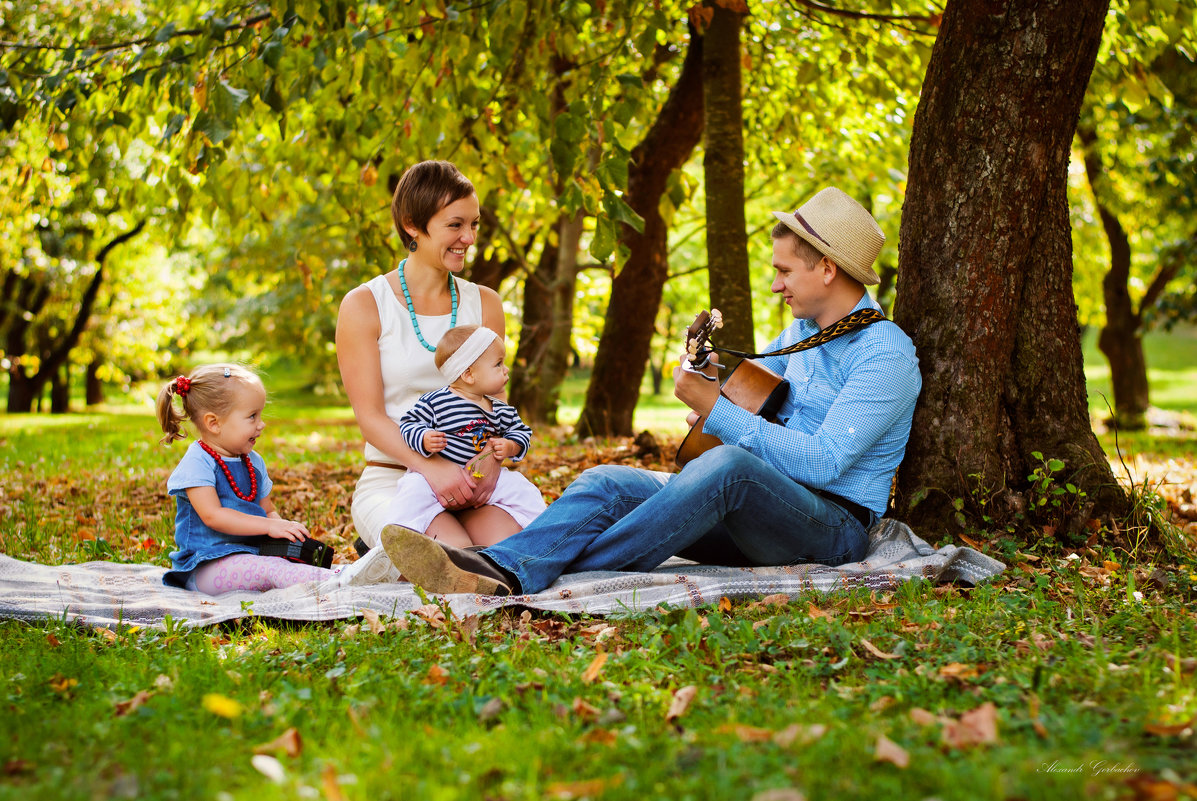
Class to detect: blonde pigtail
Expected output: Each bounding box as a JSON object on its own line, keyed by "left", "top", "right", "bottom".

{"left": 156, "top": 379, "right": 189, "bottom": 445}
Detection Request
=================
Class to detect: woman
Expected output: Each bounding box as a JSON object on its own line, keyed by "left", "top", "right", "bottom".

{"left": 336, "top": 160, "right": 521, "bottom": 554}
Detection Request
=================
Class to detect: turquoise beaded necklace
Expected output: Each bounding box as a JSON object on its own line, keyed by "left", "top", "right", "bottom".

{"left": 398, "top": 257, "right": 457, "bottom": 352}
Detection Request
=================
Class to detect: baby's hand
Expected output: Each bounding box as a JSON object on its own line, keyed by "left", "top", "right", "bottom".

{"left": 266, "top": 518, "right": 309, "bottom": 542}
{"left": 488, "top": 438, "right": 519, "bottom": 461}
{"left": 423, "top": 430, "right": 447, "bottom": 453}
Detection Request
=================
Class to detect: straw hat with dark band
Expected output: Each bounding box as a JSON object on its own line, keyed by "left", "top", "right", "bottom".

{"left": 771, "top": 188, "right": 884, "bottom": 286}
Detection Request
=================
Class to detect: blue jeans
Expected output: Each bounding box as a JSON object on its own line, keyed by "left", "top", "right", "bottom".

{"left": 484, "top": 445, "right": 872, "bottom": 594}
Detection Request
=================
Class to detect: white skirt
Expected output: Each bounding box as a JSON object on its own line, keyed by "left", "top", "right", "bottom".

{"left": 385, "top": 468, "right": 547, "bottom": 534}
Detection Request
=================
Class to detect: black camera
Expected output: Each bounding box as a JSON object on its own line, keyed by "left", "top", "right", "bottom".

{"left": 258, "top": 538, "right": 333, "bottom": 569}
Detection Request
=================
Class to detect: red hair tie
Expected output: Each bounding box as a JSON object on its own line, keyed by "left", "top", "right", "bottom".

{"left": 174, "top": 375, "right": 192, "bottom": 396}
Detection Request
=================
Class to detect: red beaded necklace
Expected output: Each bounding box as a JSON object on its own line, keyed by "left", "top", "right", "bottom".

{"left": 198, "top": 440, "right": 258, "bottom": 502}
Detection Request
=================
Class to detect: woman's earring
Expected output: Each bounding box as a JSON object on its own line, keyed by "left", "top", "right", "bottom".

{"left": 408, "top": 239, "right": 418, "bottom": 252}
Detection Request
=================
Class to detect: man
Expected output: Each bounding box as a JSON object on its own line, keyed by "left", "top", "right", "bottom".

{"left": 381, "top": 187, "right": 922, "bottom": 596}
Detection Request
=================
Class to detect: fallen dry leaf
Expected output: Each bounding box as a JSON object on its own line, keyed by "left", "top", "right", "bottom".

{"left": 666, "top": 685, "right": 698, "bottom": 722}
{"left": 423, "top": 664, "right": 449, "bottom": 686}
{"left": 1143, "top": 718, "right": 1195, "bottom": 737}
{"left": 874, "top": 734, "right": 909, "bottom": 768}
{"left": 1124, "top": 774, "right": 1197, "bottom": 801}
{"left": 1162, "top": 653, "right": 1197, "bottom": 675}
{"left": 1028, "top": 695, "right": 1048, "bottom": 738}
{"left": 412, "top": 604, "right": 446, "bottom": 628}
{"left": 942, "top": 702, "right": 999, "bottom": 749}
{"left": 571, "top": 697, "right": 600, "bottom": 721}
{"left": 580, "top": 728, "right": 618, "bottom": 746}
{"left": 346, "top": 705, "right": 367, "bottom": 738}
{"left": 545, "top": 776, "right": 624, "bottom": 800}
{"left": 715, "top": 723, "right": 774, "bottom": 742}
{"left": 939, "top": 662, "right": 982, "bottom": 681}
{"left": 250, "top": 754, "right": 285, "bottom": 784}
{"left": 321, "top": 763, "right": 346, "bottom": 801}
{"left": 772, "top": 724, "right": 826, "bottom": 747}
{"left": 807, "top": 603, "right": 832, "bottom": 620}
{"left": 114, "top": 690, "right": 152, "bottom": 717}
{"left": 910, "top": 708, "right": 943, "bottom": 727}
{"left": 719, "top": 597, "right": 733, "bottom": 613}
{"left": 751, "top": 789, "right": 807, "bottom": 801}
{"left": 359, "top": 608, "right": 383, "bottom": 635}
{"left": 253, "top": 727, "right": 302, "bottom": 758}
{"left": 581, "top": 651, "right": 607, "bottom": 684}
{"left": 478, "top": 698, "right": 504, "bottom": 722}
{"left": 859, "top": 639, "right": 901, "bottom": 660}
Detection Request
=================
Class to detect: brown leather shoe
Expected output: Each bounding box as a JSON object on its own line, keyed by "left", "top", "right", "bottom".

{"left": 380, "top": 525, "right": 513, "bottom": 596}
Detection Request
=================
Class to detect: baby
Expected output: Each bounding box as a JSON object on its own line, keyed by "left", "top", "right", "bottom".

{"left": 385, "top": 325, "right": 546, "bottom": 548}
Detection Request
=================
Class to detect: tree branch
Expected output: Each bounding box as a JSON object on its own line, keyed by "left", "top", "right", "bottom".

{"left": 1140, "top": 234, "right": 1196, "bottom": 313}
{"left": 786, "top": 0, "right": 943, "bottom": 25}
{"left": 0, "top": 12, "right": 273, "bottom": 54}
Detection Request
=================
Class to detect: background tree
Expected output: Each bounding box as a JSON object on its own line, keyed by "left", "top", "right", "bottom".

{"left": 893, "top": 0, "right": 1131, "bottom": 540}
{"left": 700, "top": 0, "right": 754, "bottom": 355}
{"left": 575, "top": 27, "right": 705, "bottom": 437}
{"left": 1075, "top": 0, "right": 1197, "bottom": 430}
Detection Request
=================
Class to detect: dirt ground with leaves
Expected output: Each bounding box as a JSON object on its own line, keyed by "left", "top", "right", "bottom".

{"left": 3, "top": 425, "right": 1194, "bottom": 569}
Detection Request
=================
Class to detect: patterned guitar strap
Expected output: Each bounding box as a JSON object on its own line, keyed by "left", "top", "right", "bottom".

{"left": 706, "top": 308, "right": 887, "bottom": 361}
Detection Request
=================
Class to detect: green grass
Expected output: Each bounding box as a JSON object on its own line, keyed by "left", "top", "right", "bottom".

{"left": 2, "top": 572, "right": 1195, "bottom": 801}
{"left": 1082, "top": 324, "right": 1197, "bottom": 418}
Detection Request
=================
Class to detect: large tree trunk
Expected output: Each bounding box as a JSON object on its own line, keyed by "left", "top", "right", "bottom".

{"left": 4, "top": 273, "right": 51, "bottom": 413}
{"left": 702, "top": 0, "right": 754, "bottom": 355}
{"left": 85, "top": 358, "right": 104, "bottom": 406}
{"left": 50, "top": 363, "right": 70, "bottom": 414}
{"left": 893, "top": 0, "right": 1129, "bottom": 539}
{"left": 575, "top": 29, "right": 704, "bottom": 437}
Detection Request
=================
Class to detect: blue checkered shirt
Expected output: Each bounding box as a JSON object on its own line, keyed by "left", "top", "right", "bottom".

{"left": 703, "top": 293, "right": 921, "bottom": 517}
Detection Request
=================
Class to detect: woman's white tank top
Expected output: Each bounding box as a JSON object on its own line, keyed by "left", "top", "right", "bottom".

{"left": 362, "top": 272, "right": 483, "bottom": 464}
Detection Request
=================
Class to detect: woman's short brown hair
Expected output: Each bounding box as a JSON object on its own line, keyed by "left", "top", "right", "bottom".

{"left": 391, "top": 161, "right": 475, "bottom": 249}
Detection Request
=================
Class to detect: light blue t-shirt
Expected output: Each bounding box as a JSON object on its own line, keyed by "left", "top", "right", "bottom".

{"left": 163, "top": 441, "right": 274, "bottom": 587}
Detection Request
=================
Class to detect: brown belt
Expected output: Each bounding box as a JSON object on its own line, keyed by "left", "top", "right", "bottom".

{"left": 365, "top": 460, "right": 404, "bottom": 470}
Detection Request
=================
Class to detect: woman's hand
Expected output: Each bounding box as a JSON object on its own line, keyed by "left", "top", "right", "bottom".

{"left": 419, "top": 455, "right": 478, "bottom": 509}
{"left": 464, "top": 445, "right": 502, "bottom": 506}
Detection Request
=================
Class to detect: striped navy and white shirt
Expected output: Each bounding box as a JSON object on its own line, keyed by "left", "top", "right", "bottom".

{"left": 400, "top": 387, "right": 533, "bottom": 467}
{"left": 703, "top": 292, "right": 921, "bottom": 517}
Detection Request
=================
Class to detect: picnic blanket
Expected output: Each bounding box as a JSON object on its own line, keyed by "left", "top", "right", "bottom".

{"left": 0, "top": 518, "right": 1005, "bottom": 630}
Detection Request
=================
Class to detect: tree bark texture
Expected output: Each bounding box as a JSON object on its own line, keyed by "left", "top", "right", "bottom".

{"left": 575, "top": 30, "right": 705, "bottom": 437}
{"left": 893, "top": 0, "right": 1129, "bottom": 537}
{"left": 702, "top": 1, "right": 754, "bottom": 356}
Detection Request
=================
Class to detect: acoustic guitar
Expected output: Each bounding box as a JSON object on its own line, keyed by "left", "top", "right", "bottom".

{"left": 674, "top": 310, "right": 789, "bottom": 467}
{"left": 673, "top": 307, "right": 887, "bottom": 468}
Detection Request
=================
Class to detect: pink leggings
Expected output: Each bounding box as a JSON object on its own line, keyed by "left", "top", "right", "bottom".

{"left": 188, "top": 553, "right": 330, "bottom": 595}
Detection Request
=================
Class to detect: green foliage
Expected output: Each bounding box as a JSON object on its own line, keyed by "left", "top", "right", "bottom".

{"left": 1072, "top": 0, "right": 1197, "bottom": 328}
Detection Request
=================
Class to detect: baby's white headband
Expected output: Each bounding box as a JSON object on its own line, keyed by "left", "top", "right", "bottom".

{"left": 439, "top": 327, "right": 500, "bottom": 384}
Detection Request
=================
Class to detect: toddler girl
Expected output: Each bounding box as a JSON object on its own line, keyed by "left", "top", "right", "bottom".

{"left": 157, "top": 363, "right": 395, "bottom": 593}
